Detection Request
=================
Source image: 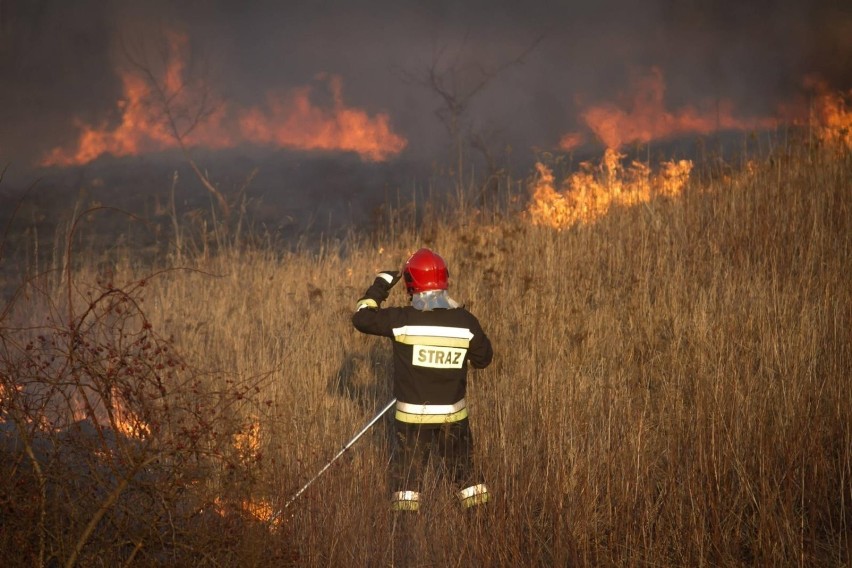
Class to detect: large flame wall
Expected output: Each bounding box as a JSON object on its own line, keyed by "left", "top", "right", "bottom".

{"left": 41, "top": 33, "right": 408, "bottom": 167}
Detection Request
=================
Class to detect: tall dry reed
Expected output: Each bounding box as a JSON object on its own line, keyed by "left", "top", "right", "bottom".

{"left": 1, "top": 140, "right": 850, "bottom": 566}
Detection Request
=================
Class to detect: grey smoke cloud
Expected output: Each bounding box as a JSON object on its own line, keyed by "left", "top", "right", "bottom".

{"left": 0, "top": 0, "right": 849, "bottom": 171}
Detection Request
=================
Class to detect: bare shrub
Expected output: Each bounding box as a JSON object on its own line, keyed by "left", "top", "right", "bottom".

{"left": 0, "top": 252, "right": 283, "bottom": 566}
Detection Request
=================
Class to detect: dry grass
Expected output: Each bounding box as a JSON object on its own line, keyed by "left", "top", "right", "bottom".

{"left": 1, "top": 138, "right": 850, "bottom": 566}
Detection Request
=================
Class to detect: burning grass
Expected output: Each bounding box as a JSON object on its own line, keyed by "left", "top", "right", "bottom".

{"left": 807, "top": 79, "right": 852, "bottom": 150}
{"left": 40, "top": 31, "right": 407, "bottom": 168}
{"left": 527, "top": 148, "right": 693, "bottom": 229}
{"left": 2, "top": 136, "right": 851, "bottom": 565}
{"left": 559, "top": 67, "right": 780, "bottom": 151}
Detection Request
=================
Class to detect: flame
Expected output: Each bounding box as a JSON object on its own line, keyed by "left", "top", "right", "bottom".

{"left": 203, "top": 420, "right": 281, "bottom": 528}
{"left": 805, "top": 77, "right": 852, "bottom": 149}
{"left": 109, "top": 387, "right": 151, "bottom": 438}
{"left": 563, "top": 67, "right": 778, "bottom": 150}
{"left": 64, "top": 386, "right": 150, "bottom": 438}
{"left": 41, "top": 32, "right": 406, "bottom": 166}
{"left": 657, "top": 159, "right": 694, "bottom": 197}
{"left": 41, "top": 74, "right": 167, "bottom": 166}
{"left": 211, "top": 496, "right": 279, "bottom": 526}
{"left": 558, "top": 131, "right": 585, "bottom": 152}
{"left": 238, "top": 75, "right": 407, "bottom": 162}
{"left": 233, "top": 419, "right": 261, "bottom": 465}
{"left": 527, "top": 150, "right": 692, "bottom": 229}
{"left": 240, "top": 498, "right": 276, "bottom": 524}
{"left": 0, "top": 383, "right": 22, "bottom": 422}
{"left": 42, "top": 32, "right": 197, "bottom": 166}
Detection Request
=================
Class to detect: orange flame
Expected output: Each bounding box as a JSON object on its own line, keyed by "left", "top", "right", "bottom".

{"left": 41, "top": 33, "right": 406, "bottom": 166}
{"left": 239, "top": 75, "right": 407, "bottom": 162}
{"left": 558, "top": 131, "right": 585, "bottom": 152}
{"left": 66, "top": 386, "right": 150, "bottom": 438}
{"left": 109, "top": 387, "right": 151, "bottom": 438}
{"left": 208, "top": 419, "right": 278, "bottom": 528}
{"left": 41, "top": 75, "right": 168, "bottom": 167}
{"left": 42, "top": 32, "right": 196, "bottom": 166}
{"left": 211, "top": 496, "right": 279, "bottom": 526}
{"left": 562, "top": 67, "right": 778, "bottom": 151}
{"left": 527, "top": 150, "right": 692, "bottom": 229}
{"left": 0, "top": 383, "right": 22, "bottom": 422}
{"left": 233, "top": 419, "right": 261, "bottom": 465}
{"left": 804, "top": 77, "right": 852, "bottom": 149}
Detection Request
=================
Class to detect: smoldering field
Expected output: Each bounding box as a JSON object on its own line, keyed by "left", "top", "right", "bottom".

{"left": 1, "top": 136, "right": 850, "bottom": 566}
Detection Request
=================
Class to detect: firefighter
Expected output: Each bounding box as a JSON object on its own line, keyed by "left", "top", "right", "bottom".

{"left": 352, "top": 248, "right": 493, "bottom": 512}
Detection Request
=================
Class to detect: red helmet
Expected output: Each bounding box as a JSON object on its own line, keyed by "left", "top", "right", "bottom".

{"left": 403, "top": 248, "right": 449, "bottom": 294}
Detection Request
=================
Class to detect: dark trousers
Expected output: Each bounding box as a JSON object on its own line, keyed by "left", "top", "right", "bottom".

{"left": 391, "top": 418, "right": 478, "bottom": 493}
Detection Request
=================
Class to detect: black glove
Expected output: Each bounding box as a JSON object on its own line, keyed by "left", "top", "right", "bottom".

{"left": 356, "top": 270, "right": 402, "bottom": 310}
{"left": 374, "top": 270, "right": 401, "bottom": 290}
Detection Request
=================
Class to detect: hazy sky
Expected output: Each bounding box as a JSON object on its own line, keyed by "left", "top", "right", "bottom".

{"left": 1, "top": 0, "right": 850, "bottom": 173}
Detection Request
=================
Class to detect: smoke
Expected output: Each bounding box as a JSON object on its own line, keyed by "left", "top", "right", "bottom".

{"left": 1, "top": 0, "right": 849, "bottom": 174}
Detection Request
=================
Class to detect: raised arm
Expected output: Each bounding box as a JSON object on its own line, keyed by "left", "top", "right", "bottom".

{"left": 352, "top": 270, "right": 401, "bottom": 336}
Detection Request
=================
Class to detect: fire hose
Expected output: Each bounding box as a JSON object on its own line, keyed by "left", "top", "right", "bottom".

{"left": 268, "top": 397, "right": 397, "bottom": 525}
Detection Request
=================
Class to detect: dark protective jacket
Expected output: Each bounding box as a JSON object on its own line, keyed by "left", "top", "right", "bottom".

{"left": 353, "top": 304, "right": 492, "bottom": 407}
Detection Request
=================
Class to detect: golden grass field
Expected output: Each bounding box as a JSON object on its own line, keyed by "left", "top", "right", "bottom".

{"left": 1, "top": 134, "right": 850, "bottom": 566}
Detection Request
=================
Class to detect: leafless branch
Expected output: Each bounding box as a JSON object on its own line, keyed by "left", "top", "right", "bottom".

{"left": 65, "top": 455, "right": 158, "bottom": 568}
{"left": 120, "top": 36, "right": 232, "bottom": 219}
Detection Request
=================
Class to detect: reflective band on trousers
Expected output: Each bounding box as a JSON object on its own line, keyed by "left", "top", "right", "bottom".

{"left": 395, "top": 399, "right": 468, "bottom": 424}
{"left": 392, "top": 490, "right": 421, "bottom": 511}
{"left": 457, "top": 483, "right": 490, "bottom": 508}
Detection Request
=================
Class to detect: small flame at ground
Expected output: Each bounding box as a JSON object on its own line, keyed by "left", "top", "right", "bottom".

{"left": 109, "top": 387, "right": 151, "bottom": 438}
{"left": 211, "top": 496, "right": 279, "bottom": 526}
{"left": 234, "top": 419, "right": 261, "bottom": 464}
{"left": 211, "top": 419, "right": 279, "bottom": 528}
{"left": 527, "top": 149, "right": 693, "bottom": 229}
{"left": 66, "top": 386, "right": 151, "bottom": 438}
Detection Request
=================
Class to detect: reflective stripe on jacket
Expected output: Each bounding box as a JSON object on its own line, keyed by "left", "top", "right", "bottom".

{"left": 352, "top": 304, "right": 492, "bottom": 408}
